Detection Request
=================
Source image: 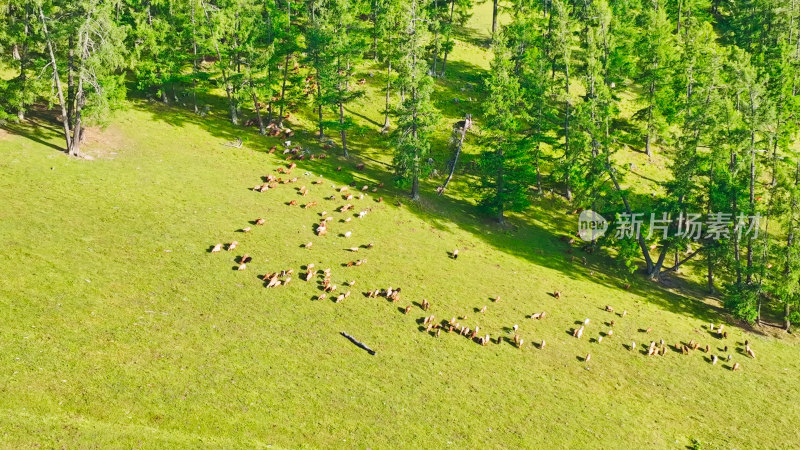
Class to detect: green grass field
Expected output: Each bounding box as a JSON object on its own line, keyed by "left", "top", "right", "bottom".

{"left": 2, "top": 4, "right": 800, "bottom": 449}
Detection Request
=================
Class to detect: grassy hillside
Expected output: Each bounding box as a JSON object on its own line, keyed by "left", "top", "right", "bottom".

{"left": 1, "top": 4, "right": 799, "bottom": 449}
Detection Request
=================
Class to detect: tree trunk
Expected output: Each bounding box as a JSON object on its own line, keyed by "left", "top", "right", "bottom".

{"left": 67, "top": 35, "right": 75, "bottom": 127}
{"left": 440, "top": 114, "right": 470, "bottom": 194}
{"left": 277, "top": 1, "right": 292, "bottom": 127}
{"left": 38, "top": 7, "right": 72, "bottom": 152}
{"left": 201, "top": 1, "right": 238, "bottom": 125}
{"left": 491, "top": 0, "right": 499, "bottom": 37}
{"left": 564, "top": 61, "right": 572, "bottom": 201}
{"left": 431, "top": 0, "right": 439, "bottom": 74}
{"left": 411, "top": 174, "right": 420, "bottom": 201}
{"left": 746, "top": 112, "right": 756, "bottom": 284}
{"left": 645, "top": 78, "right": 655, "bottom": 159}
{"left": 278, "top": 52, "right": 291, "bottom": 126}
{"left": 382, "top": 60, "right": 391, "bottom": 132}
{"left": 497, "top": 146, "right": 505, "bottom": 224}
{"left": 317, "top": 71, "right": 324, "bottom": 139}
{"left": 70, "top": 76, "right": 85, "bottom": 157}
{"left": 252, "top": 84, "right": 265, "bottom": 135}
{"left": 607, "top": 163, "right": 655, "bottom": 273}
{"left": 339, "top": 102, "right": 348, "bottom": 157}
{"left": 16, "top": 6, "right": 30, "bottom": 121}
{"left": 440, "top": 0, "right": 455, "bottom": 77}
{"left": 192, "top": 3, "right": 199, "bottom": 113}
{"left": 785, "top": 303, "right": 792, "bottom": 332}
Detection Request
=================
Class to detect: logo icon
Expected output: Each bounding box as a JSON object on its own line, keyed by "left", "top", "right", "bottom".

{"left": 578, "top": 210, "right": 608, "bottom": 242}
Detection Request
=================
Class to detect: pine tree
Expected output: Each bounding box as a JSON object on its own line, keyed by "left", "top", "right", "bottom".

{"left": 633, "top": 0, "right": 675, "bottom": 160}
{"left": 327, "top": 0, "right": 366, "bottom": 157}
{"left": 478, "top": 32, "right": 531, "bottom": 223}
{"left": 393, "top": 0, "right": 437, "bottom": 200}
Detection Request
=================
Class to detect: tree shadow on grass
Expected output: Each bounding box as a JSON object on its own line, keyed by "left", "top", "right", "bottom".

{"left": 0, "top": 108, "right": 67, "bottom": 153}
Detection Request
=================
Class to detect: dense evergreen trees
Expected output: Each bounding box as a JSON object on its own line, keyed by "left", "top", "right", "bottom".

{"left": 3, "top": 0, "right": 800, "bottom": 326}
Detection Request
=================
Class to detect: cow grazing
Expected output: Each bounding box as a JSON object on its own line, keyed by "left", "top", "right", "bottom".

{"left": 584, "top": 318, "right": 591, "bottom": 325}
{"left": 452, "top": 249, "right": 459, "bottom": 259}
{"left": 712, "top": 355, "right": 718, "bottom": 365}
{"left": 305, "top": 242, "right": 313, "bottom": 249}
{"left": 421, "top": 299, "right": 430, "bottom": 311}
{"left": 622, "top": 310, "right": 628, "bottom": 318}
{"left": 607, "top": 329, "right": 613, "bottom": 336}
{"left": 631, "top": 342, "right": 636, "bottom": 351}
{"left": 304, "top": 201, "right": 318, "bottom": 209}
{"left": 605, "top": 305, "right": 614, "bottom": 313}
{"left": 211, "top": 243, "right": 222, "bottom": 253}
{"left": 288, "top": 200, "right": 298, "bottom": 206}
{"left": 553, "top": 290, "right": 562, "bottom": 299}
{"left": 585, "top": 353, "right": 591, "bottom": 362}
{"left": 255, "top": 218, "right": 266, "bottom": 225}
{"left": 404, "top": 305, "right": 412, "bottom": 314}
{"left": 480, "top": 305, "right": 487, "bottom": 313}
{"left": 242, "top": 227, "right": 251, "bottom": 233}
{"left": 228, "top": 241, "right": 238, "bottom": 251}
{"left": 237, "top": 263, "right": 247, "bottom": 271}
{"left": 732, "top": 362, "right": 741, "bottom": 371}
{"left": 574, "top": 326, "right": 585, "bottom": 339}
{"left": 746, "top": 345, "right": 756, "bottom": 359}
{"left": 240, "top": 254, "right": 252, "bottom": 263}
{"left": 540, "top": 340, "right": 546, "bottom": 349}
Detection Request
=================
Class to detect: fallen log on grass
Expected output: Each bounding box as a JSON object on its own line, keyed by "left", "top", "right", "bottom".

{"left": 341, "top": 331, "right": 376, "bottom": 355}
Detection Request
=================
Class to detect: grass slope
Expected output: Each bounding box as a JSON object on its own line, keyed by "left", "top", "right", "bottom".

{"left": 1, "top": 4, "right": 800, "bottom": 448}
{"left": 1, "top": 102, "right": 799, "bottom": 449}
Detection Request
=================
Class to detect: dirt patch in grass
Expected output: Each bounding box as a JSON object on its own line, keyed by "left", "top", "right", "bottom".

{"left": 81, "top": 125, "right": 125, "bottom": 159}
